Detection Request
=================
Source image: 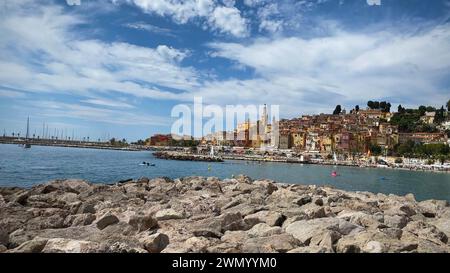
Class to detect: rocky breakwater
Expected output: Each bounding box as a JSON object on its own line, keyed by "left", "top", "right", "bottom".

{"left": 1, "top": 175, "right": 450, "bottom": 253}
{"left": 154, "top": 151, "right": 224, "bottom": 162}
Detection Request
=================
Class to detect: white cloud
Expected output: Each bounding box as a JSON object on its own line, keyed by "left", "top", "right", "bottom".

{"left": 221, "top": 0, "right": 236, "bottom": 7}
{"left": 0, "top": 2, "right": 199, "bottom": 100}
{"left": 122, "top": 0, "right": 248, "bottom": 37}
{"left": 256, "top": 3, "right": 283, "bottom": 33}
{"left": 209, "top": 6, "right": 249, "bottom": 37}
{"left": 123, "top": 22, "right": 176, "bottom": 37}
{"left": 81, "top": 98, "right": 135, "bottom": 109}
{"left": 66, "top": 0, "right": 81, "bottom": 6}
{"left": 30, "top": 100, "right": 171, "bottom": 126}
{"left": 205, "top": 25, "right": 450, "bottom": 115}
{"left": 0, "top": 89, "right": 26, "bottom": 98}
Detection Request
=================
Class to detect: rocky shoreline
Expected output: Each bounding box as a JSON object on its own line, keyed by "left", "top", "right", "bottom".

{"left": 154, "top": 151, "right": 224, "bottom": 162}
{"left": 1, "top": 175, "right": 449, "bottom": 253}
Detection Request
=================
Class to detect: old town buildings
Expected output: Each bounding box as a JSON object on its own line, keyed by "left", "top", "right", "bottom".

{"left": 149, "top": 106, "right": 449, "bottom": 155}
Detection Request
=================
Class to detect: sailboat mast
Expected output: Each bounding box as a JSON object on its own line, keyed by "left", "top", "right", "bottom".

{"left": 26, "top": 116, "right": 30, "bottom": 140}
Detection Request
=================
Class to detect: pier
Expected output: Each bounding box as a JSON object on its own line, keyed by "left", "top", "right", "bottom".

{"left": 0, "top": 136, "right": 145, "bottom": 151}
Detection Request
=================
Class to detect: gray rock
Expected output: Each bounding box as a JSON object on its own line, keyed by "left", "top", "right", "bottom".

{"left": 141, "top": 233, "right": 169, "bottom": 253}
{"left": 293, "top": 195, "right": 312, "bottom": 206}
{"left": 244, "top": 210, "right": 285, "bottom": 227}
{"left": 42, "top": 238, "right": 100, "bottom": 253}
{"left": 219, "top": 212, "right": 247, "bottom": 232}
{"left": 128, "top": 213, "right": 158, "bottom": 232}
{"left": 77, "top": 203, "right": 96, "bottom": 214}
{"left": 184, "top": 236, "right": 218, "bottom": 253}
{"left": 95, "top": 213, "right": 119, "bottom": 230}
{"left": 66, "top": 213, "right": 96, "bottom": 227}
{"left": 11, "top": 237, "right": 49, "bottom": 253}
{"left": 287, "top": 246, "right": 333, "bottom": 253}
{"left": 242, "top": 234, "right": 300, "bottom": 253}
{"left": 0, "top": 228, "right": 9, "bottom": 246}
{"left": 431, "top": 218, "right": 450, "bottom": 238}
{"left": 285, "top": 217, "right": 363, "bottom": 245}
{"left": 247, "top": 223, "right": 282, "bottom": 238}
{"left": 384, "top": 215, "right": 408, "bottom": 229}
{"left": 155, "top": 209, "right": 184, "bottom": 220}
{"left": 418, "top": 200, "right": 448, "bottom": 217}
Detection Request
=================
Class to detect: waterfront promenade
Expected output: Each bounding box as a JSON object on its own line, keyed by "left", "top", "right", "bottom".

{"left": 152, "top": 150, "right": 450, "bottom": 173}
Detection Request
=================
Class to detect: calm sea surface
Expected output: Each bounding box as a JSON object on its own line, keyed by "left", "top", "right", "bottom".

{"left": 1, "top": 144, "right": 450, "bottom": 201}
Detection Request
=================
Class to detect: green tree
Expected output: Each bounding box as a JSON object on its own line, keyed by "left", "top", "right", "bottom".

{"left": 355, "top": 105, "right": 360, "bottom": 112}
{"left": 369, "top": 144, "right": 382, "bottom": 156}
{"left": 373, "top": 101, "right": 380, "bottom": 109}
{"left": 333, "top": 105, "right": 342, "bottom": 115}
{"left": 367, "top": 101, "right": 374, "bottom": 109}
{"left": 447, "top": 99, "right": 450, "bottom": 111}
{"left": 435, "top": 106, "right": 446, "bottom": 124}
{"left": 418, "top": 106, "right": 427, "bottom": 116}
{"left": 109, "top": 138, "right": 116, "bottom": 145}
{"left": 426, "top": 106, "right": 436, "bottom": 112}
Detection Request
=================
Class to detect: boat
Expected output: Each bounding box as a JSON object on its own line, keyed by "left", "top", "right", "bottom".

{"left": 139, "top": 161, "right": 155, "bottom": 166}
{"left": 331, "top": 171, "right": 338, "bottom": 177}
{"left": 23, "top": 116, "right": 31, "bottom": 149}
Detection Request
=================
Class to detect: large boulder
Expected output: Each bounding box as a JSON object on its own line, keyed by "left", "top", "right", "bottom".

{"left": 183, "top": 236, "right": 219, "bottom": 253}
{"left": 336, "top": 230, "right": 418, "bottom": 253}
{"left": 246, "top": 223, "right": 282, "bottom": 238}
{"left": 77, "top": 203, "right": 96, "bottom": 214}
{"left": 155, "top": 209, "right": 184, "bottom": 221}
{"left": 285, "top": 218, "right": 363, "bottom": 245}
{"left": 241, "top": 234, "right": 300, "bottom": 253}
{"left": 95, "top": 212, "right": 119, "bottom": 230}
{"left": 244, "top": 211, "right": 285, "bottom": 227}
{"left": 418, "top": 200, "right": 448, "bottom": 217}
{"left": 402, "top": 221, "right": 448, "bottom": 245}
{"left": 384, "top": 215, "right": 408, "bottom": 229}
{"left": 65, "top": 213, "right": 96, "bottom": 227}
{"left": 337, "top": 210, "right": 383, "bottom": 228}
{"left": 431, "top": 217, "right": 450, "bottom": 238}
{"left": 287, "top": 246, "right": 334, "bottom": 253}
{"left": 0, "top": 228, "right": 9, "bottom": 246}
{"left": 10, "top": 237, "right": 49, "bottom": 253}
{"left": 42, "top": 238, "right": 100, "bottom": 253}
{"left": 128, "top": 213, "right": 158, "bottom": 232}
{"left": 140, "top": 233, "right": 169, "bottom": 253}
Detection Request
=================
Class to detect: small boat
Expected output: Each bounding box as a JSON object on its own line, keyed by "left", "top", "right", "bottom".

{"left": 331, "top": 171, "right": 338, "bottom": 177}
{"left": 139, "top": 161, "right": 155, "bottom": 166}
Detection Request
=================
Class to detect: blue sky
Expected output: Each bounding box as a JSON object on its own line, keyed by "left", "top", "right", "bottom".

{"left": 1, "top": 0, "right": 450, "bottom": 141}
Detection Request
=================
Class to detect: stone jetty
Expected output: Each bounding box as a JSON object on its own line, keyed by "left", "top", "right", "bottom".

{"left": 154, "top": 151, "right": 224, "bottom": 162}
{"left": 1, "top": 175, "right": 449, "bottom": 253}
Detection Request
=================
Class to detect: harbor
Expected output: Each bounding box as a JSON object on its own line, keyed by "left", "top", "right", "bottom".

{"left": 0, "top": 136, "right": 146, "bottom": 151}
{"left": 1, "top": 144, "right": 449, "bottom": 201}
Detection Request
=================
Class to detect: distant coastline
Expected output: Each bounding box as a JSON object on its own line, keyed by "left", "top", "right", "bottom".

{"left": 154, "top": 150, "right": 450, "bottom": 174}
{"left": 2, "top": 140, "right": 449, "bottom": 173}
